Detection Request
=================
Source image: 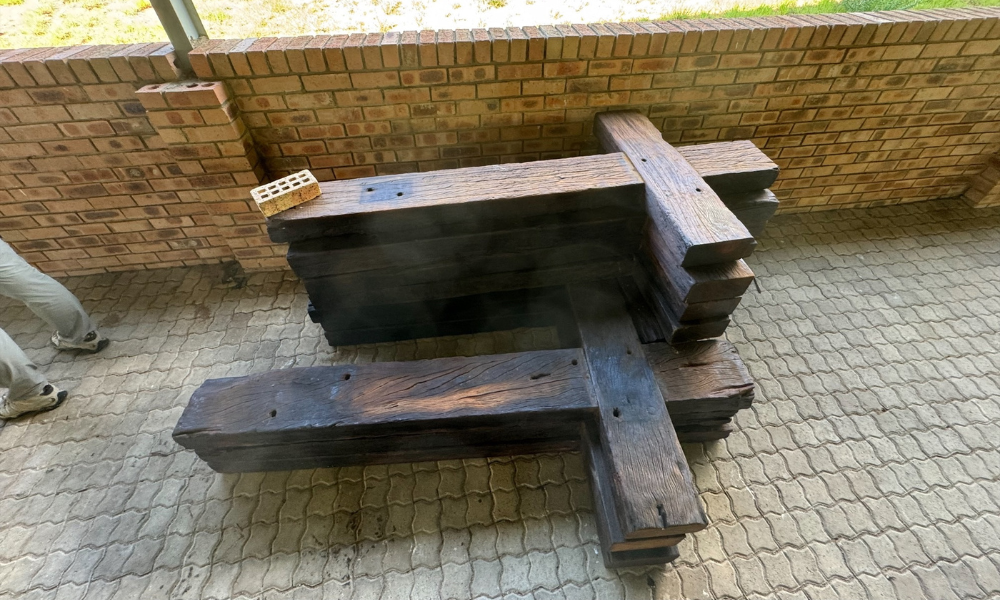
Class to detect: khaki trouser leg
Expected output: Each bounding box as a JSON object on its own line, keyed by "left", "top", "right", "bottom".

{"left": 0, "top": 238, "right": 95, "bottom": 343}
{"left": 0, "top": 326, "right": 47, "bottom": 401}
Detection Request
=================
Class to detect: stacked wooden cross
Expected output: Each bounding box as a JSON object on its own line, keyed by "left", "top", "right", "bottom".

{"left": 173, "top": 112, "right": 778, "bottom": 568}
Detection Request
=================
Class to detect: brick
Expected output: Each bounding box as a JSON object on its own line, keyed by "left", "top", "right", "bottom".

{"left": 488, "top": 28, "right": 509, "bottom": 63}
{"left": 251, "top": 169, "right": 320, "bottom": 216}
{"left": 477, "top": 81, "right": 521, "bottom": 98}
{"left": 350, "top": 71, "right": 400, "bottom": 88}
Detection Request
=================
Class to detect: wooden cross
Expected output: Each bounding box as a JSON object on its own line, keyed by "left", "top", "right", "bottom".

{"left": 173, "top": 112, "right": 778, "bottom": 568}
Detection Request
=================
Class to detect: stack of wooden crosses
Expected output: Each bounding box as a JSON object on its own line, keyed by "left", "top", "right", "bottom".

{"left": 175, "top": 112, "right": 779, "bottom": 568}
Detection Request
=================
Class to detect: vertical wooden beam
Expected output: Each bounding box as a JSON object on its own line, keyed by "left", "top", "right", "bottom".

{"left": 568, "top": 281, "right": 708, "bottom": 544}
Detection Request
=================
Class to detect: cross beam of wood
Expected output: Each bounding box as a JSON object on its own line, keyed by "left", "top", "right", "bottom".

{"left": 175, "top": 112, "right": 775, "bottom": 568}
{"left": 269, "top": 114, "right": 778, "bottom": 347}
{"left": 174, "top": 332, "right": 755, "bottom": 567}
{"left": 568, "top": 281, "right": 707, "bottom": 550}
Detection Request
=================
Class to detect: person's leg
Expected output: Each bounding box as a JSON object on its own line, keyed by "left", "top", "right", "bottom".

{"left": 0, "top": 325, "right": 66, "bottom": 419}
{"left": 0, "top": 326, "right": 48, "bottom": 401}
{"left": 0, "top": 238, "right": 97, "bottom": 344}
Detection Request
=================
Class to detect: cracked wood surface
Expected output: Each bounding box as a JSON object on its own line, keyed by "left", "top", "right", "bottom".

{"left": 266, "top": 153, "right": 647, "bottom": 244}
{"left": 568, "top": 280, "right": 708, "bottom": 540}
{"left": 594, "top": 111, "right": 756, "bottom": 268}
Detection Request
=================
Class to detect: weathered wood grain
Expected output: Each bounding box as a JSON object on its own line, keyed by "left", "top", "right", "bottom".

{"left": 173, "top": 349, "right": 598, "bottom": 464}
{"left": 580, "top": 423, "right": 682, "bottom": 567}
{"left": 646, "top": 340, "right": 755, "bottom": 414}
{"left": 676, "top": 140, "right": 780, "bottom": 197}
{"left": 594, "top": 112, "right": 755, "bottom": 267}
{"left": 644, "top": 219, "right": 755, "bottom": 303}
{"left": 619, "top": 276, "right": 740, "bottom": 342}
{"left": 631, "top": 266, "right": 732, "bottom": 343}
{"left": 726, "top": 189, "right": 780, "bottom": 237}
{"left": 617, "top": 276, "right": 665, "bottom": 344}
{"left": 267, "top": 153, "right": 646, "bottom": 244}
{"left": 568, "top": 281, "right": 708, "bottom": 539}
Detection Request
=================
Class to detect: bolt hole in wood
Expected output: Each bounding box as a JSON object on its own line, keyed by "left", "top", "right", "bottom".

{"left": 343, "top": 373, "right": 351, "bottom": 380}
{"left": 613, "top": 407, "right": 621, "bottom": 418}
{"left": 695, "top": 188, "right": 702, "bottom": 192}
{"left": 269, "top": 409, "right": 277, "bottom": 418}
{"left": 367, "top": 187, "right": 374, "bottom": 192}
{"left": 657, "top": 504, "right": 669, "bottom": 528}
{"left": 571, "top": 359, "right": 578, "bottom": 366}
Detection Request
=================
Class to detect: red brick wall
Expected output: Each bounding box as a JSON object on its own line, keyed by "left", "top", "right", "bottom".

{"left": 2, "top": 9, "right": 999, "bottom": 276}
{"left": 0, "top": 44, "right": 244, "bottom": 275}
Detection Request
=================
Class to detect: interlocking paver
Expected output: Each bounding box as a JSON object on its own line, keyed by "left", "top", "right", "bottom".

{"left": 2, "top": 200, "right": 1000, "bottom": 598}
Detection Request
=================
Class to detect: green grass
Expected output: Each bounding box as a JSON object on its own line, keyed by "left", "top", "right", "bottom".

{"left": 661, "top": 0, "right": 1000, "bottom": 20}
{"left": 3, "top": 0, "right": 1000, "bottom": 49}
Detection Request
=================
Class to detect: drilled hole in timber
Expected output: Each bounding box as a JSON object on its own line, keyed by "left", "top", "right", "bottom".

{"left": 613, "top": 408, "right": 621, "bottom": 418}
{"left": 343, "top": 373, "right": 351, "bottom": 380}
{"left": 269, "top": 409, "right": 277, "bottom": 418}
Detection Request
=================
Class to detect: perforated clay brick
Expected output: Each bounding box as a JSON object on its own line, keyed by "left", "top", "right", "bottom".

{"left": 251, "top": 170, "right": 321, "bottom": 217}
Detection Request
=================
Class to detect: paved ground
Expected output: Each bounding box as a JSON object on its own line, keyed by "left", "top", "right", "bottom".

{"left": 2, "top": 198, "right": 1000, "bottom": 599}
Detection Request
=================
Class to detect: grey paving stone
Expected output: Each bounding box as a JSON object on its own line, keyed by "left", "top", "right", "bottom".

{"left": 4, "top": 200, "right": 1000, "bottom": 599}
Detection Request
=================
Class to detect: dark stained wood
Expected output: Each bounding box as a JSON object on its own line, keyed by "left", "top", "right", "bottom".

{"left": 651, "top": 340, "right": 754, "bottom": 442}
{"left": 568, "top": 281, "right": 708, "bottom": 539}
{"left": 646, "top": 341, "right": 755, "bottom": 403}
{"left": 580, "top": 423, "right": 682, "bottom": 567}
{"left": 176, "top": 349, "right": 595, "bottom": 442}
{"left": 674, "top": 423, "right": 733, "bottom": 442}
{"left": 303, "top": 256, "right": 634, "bottom": 308}
{"left": 726, "top": 189, "right": 780, "bottom": 237}
{"left": 173, "top": 349, "right": 598, "bottom": 464}
{"left": 594, "top": 111, "right": 755, "bottom": 267}
{"left": 677, "top": 297, "right": 743, "bottom": 322}
{"left": 308, "top": 286, "right": 570, "bottom": 329}
{"left": 619, "top": 276, "right": 739, "bottom": 343}
{"left": 632, "top": 266, "right": 732, "bottom": 344}
{"left": 321, "top": 311, "right": 566, "bottom": 347}
{"left": 617, "top": 276, "right": 665, "bottom": 344}
{"left": 286, "top": 218, "right": 643, "bottom": 279}
{"left": 190, "top": 424, "right": 584, "bottom": 472}
{"left": 676, "top": 140, "right": 780, "bottom": 197}
{"left": 178, "top": 131, "right": 775, "bottom": 569}
{"left": 666, "top": 318, "right": 730, "bottom": 345}
{"left": 645, "top": 224, "right": 755, "bottom": 303}
{"left": 267, "top": 153, "right": 647, "bottom": 244}
{"left": 646, "top": 341, "right": 755, "bottom": 414}
{"left": 604, "top": 545, "right": 681, "bottom": 568}
{"left": 311, "top": 286, "right": 578, "bottom": 348}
